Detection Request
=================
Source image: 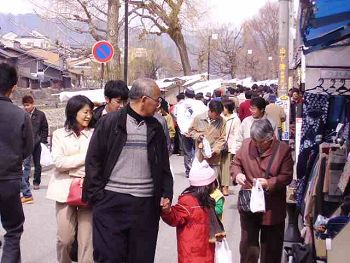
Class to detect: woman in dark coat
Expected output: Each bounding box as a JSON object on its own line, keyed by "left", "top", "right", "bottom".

{"left": 231, "top": 119, "right": 293, "bottom": 263}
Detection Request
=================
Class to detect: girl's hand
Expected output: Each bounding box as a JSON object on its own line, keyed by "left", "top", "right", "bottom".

{"left": 160, "top": 197, "right": 171, "bottom": 214}
{"left": 161, "top": 205, "right": 171, "bottom": 214}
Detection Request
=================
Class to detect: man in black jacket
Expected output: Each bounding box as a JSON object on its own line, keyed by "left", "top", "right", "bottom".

{"left": 0, "top": 63, "right": 33, "bottom": 262}
{"left": 83, "top": 78, "right": 173, "bottom": 263}
{"left": 91, "top": 79, "right": 129, "bottom": 127}
{"left": 22, "top": 95, "right": 48, "bottom": 190}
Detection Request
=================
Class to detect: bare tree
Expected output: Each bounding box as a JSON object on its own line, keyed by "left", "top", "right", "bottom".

{"left": 30, "top": 0, "right": 122, "bottom": 80}
{"left": 128, "top": 0, "right": 198, "bottom": 76}
{"left": 242, "top": 1, "right": 279, "bottom": 79}
{"left": 128, "top": 37, "right": 178, "bottom": 82}
{"left": 211, "top": 26, "right": 243, "bottom": 79}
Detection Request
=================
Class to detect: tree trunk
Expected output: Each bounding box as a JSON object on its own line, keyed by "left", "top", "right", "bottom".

{"left": 106, "top": 0, "right": 121, "bottom": 80}
{"left": 170, "top": 29, "right": 191, "bottom": 76}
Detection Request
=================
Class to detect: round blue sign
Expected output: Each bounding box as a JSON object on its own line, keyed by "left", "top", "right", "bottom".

{"left": 92, "top": 41, "right": 114, "bottom": 63}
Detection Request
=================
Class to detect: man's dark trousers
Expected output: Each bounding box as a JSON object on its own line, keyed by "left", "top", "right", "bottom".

{"left": 32, "top": 143, "right": 42, "bottom": 186}
{"left": 93, "top": 191, "right": 159, "bottom": 263}
{"left": 182, "top": 135, "right": 194, "bottom": 176}
{"left": 0, "top": 179, "right": 25, "bottom": 263}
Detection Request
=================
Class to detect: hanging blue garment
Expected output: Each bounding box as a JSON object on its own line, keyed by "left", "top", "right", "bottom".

{"left": 299, "top": 92, "right": 330, "bottom": 153}
{"left": 326, "top": 95, "right": 346, "bottom": 133}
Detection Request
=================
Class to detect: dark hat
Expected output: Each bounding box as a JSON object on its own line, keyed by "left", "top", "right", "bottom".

{"left": 185, "top": 88, "right": 195, "bottom": 98}
{"left": 267, "top": 94, "right": 277, "bottom": 103}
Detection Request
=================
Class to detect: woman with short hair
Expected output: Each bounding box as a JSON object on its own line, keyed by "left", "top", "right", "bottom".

{"left": 46, "top": 95, "right": 94, "bottom": 263}
{"left": 231, "top": 119, "right": 293, "bottom": 263}
{"left": 220, "top": 99, "right": 241, "bottom": 195}
{"left": 236, "top": 97, "right": 277, "bottom": 150}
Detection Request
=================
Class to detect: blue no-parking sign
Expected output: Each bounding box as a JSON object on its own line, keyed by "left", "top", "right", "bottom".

{"left": 92, "top": 41, "right": 114, "bottom": 63}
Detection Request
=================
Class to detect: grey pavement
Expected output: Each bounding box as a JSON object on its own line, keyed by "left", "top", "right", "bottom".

{"left": 0, "top": 155, "right": 241, "bottom": 263}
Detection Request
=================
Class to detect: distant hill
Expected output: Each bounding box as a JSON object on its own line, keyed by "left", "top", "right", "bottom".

{"left": 0, "top": 13, "right": 94, "bottom": 48}
{"left": 0, "top": 13, "right": 199, "bottom": 70}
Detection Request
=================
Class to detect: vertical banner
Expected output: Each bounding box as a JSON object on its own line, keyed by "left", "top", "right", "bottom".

{"left": 277, "top": 95, "right": 290, "bottom": 141}
{"left": 295, "top": 118, "right": 302, "bottom": 162}
{"left": 293, "top": 117, "right": 303, "bottom": 179}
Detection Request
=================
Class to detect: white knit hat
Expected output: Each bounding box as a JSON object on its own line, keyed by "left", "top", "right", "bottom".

{"left": 189, "top": 159, "right": 216, "bottom": 187}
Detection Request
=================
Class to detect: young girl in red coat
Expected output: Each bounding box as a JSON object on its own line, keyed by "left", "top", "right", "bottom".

{"left": 161, "top": 159, "right": 225, "bottom": 263}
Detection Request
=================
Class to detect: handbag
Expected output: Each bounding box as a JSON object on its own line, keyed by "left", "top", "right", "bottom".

{"left": 66, "top": 177, "right": 89, "bottom": 208}
{"left": 237, "top": 189, "right": 252, "bottom": 212}
{"left": 221, "top": 118, "right": 234, "bottom": 155}
{"left": 237, "top": 141, "right": 280, "bottom": 213}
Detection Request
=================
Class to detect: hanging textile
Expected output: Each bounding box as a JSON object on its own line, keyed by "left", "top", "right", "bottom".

{"left": 299, "top": 92, "right": 330, "bottom": 153}
{"left": 323, "top": 146, "right": 347, "bottom": 201}
{"left": 326, "top": 95, "right": 346, "bottom": 134}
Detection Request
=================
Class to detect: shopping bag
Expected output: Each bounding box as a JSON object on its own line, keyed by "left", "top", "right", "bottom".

{"left": 250, "top": 180, "right": 266, "bottom": 213}
{"left": 202, "top": 137, "right": 212, "bottom": 158}
{"left": 40, "top": 143, "right": 53, "bottom": 167}
{"left": 215, "top": 238, "right": 233, "bottom": 263}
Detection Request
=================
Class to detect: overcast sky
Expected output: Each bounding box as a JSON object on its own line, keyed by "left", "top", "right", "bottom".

{"left": 1, "top": 0, "right": 275, "bottom": 25}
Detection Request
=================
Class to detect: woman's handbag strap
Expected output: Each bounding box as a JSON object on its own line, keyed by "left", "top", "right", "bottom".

{"left": 264, "top": 141, "right": 280, "bottom": 178}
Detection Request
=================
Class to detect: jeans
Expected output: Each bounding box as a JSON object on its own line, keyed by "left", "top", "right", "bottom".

{"left": 0, "top": 179, "right": 25, "bottom": 263}
{"left": 21, "top": 157, "right": 32, "bottom": 198}
{"left": 23, "top": 143, "right": 42, "bottom": 187}
{"left": 182, "top": 135, "right": 195, "bottom": 176}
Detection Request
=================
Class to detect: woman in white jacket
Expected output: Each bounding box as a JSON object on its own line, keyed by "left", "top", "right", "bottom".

{"left": 220, "top": 98, "right": 241, "bottom": 195}
{"left": 46, "top": 95, "right": 94, "bottom": 263}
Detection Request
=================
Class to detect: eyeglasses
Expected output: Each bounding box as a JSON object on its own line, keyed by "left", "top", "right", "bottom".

{"left": 145, "top": 96, "right": 162, "bottom": 104}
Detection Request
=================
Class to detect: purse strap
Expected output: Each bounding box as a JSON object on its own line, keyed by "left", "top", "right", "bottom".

{"left": 264, "top": 141, "right": 280, "bottom": 178}
{"left": 225, "top": 117, "right": 235, "bottom": 144}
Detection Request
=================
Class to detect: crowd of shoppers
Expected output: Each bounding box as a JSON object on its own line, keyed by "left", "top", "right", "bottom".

{"left": 0, "top": 61, "right": 306, "bottom": 263}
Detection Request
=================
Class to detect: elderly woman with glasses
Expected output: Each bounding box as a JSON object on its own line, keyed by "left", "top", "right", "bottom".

{"left": 230, "top": 119, "right": 293, "bottom": 263}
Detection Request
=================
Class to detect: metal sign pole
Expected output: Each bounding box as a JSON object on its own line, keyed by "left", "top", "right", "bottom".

{"left": 100, "top": 63, "right": 105, "bottom": 89}
{"left": 124, "top": 0, "right": 129, "bottom": 84}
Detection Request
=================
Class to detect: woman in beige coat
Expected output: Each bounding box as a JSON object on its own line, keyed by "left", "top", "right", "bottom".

{"left": 46, "top": 95, "right": 94, "bottom": 263}
{"left": 220, "top": 98, "right": 241, "bottom": 195}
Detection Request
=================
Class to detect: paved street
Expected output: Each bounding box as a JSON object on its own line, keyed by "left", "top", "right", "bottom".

{"left": 1, "top": 155, "right": 241, "bottom": 263}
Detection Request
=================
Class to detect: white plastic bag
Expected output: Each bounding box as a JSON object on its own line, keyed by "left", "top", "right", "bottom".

{"left": 215, "top": 238, "right": 233, "bottom": 263}
{"left": 40, "top": 143, "right": 53, "bottom": 167}
{"left": 202, "top": 137, "right": 212, "bottom": 158}
{"left": 250, "top": 180, "right": 266, "bottom": 213}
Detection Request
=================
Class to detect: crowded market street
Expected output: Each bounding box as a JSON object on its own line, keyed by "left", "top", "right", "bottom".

{"left": 0, "top": 155, "right": 241, "bottom": 263}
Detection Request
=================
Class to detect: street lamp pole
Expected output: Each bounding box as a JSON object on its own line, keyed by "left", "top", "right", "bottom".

{"left": 124, "top": 0, "right": 129, "bottom": 84}
{"left": 246, "top": 49, "right": 253, "bottom": 78}
{"left": 268, "top": 56, "right": 273, "bottom": 79}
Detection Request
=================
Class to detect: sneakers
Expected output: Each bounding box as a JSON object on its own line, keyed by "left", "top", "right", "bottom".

{"left": 21, "top": 196, "right": 34, "bottom": 204}
{"left": 33, "top": 184, "right": 40, "bottom": 190}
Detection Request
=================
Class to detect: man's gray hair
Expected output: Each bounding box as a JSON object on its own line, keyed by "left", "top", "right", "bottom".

{"left": 129, "top": 78, "right": 158, "bottom": 100}
{"left": 250, "top": 119, "right": 274, "bottom": 141}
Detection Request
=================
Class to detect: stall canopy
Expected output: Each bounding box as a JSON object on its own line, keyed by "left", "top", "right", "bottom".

{"left": 301, "top": 0, "right": 350, "bottom": 53}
